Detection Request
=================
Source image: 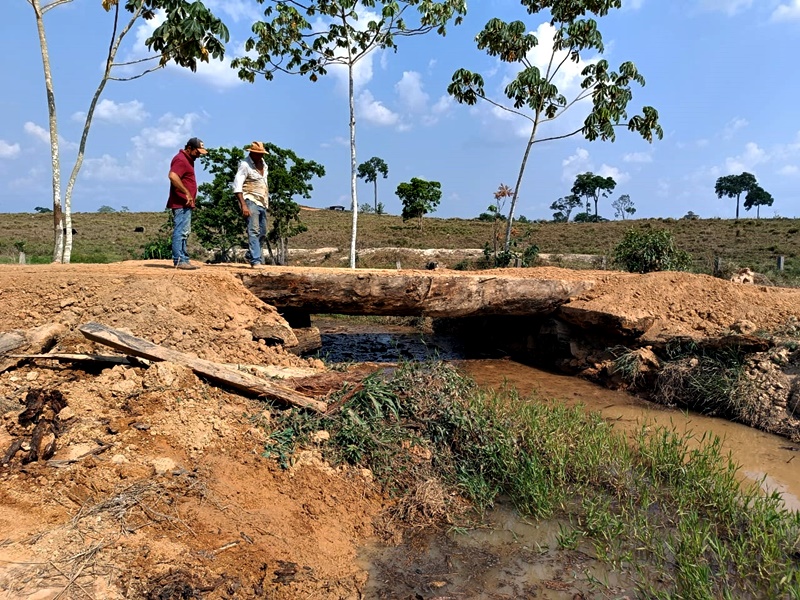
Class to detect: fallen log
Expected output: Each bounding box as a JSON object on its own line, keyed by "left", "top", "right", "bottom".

{"left": 0, "top": 323, "right": 66, "bottom": 373}
{"left": 78, "top": 322, "right": 326, "bottom": 413}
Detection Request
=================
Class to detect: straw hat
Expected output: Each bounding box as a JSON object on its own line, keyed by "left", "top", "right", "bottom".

{"left": 245, "top": 141, "right": 268, "bottom": 154}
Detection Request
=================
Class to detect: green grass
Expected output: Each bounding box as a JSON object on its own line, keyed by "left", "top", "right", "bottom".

{"left": 2, "top": 211, "right": 799, "bottom": 277}
{"left": 262, "top": 361, "right": 800, "bottom": 598}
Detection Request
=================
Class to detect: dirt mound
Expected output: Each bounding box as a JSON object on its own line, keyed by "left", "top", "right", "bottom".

{"left": 0, "top": 262, "right": 383, "bottom": 599}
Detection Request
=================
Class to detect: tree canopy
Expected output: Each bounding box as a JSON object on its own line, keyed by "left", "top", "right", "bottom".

{"left": 448, "top": 0, "right": 662, "bottom": 252}
{"left": 714, "top": 172, "right": 757, "bottom": 220}
{"left": 550, "top": 194, "right": 582, "bottom": 222}
{"left": 397, "top": 177, "right": 442, "bottom": 228}
{"left": 612, "top": 194, "right": 636, "bottom": 220}
{"left": 194, "top": 143, "right": 324, "bottom": 265}
{"left": 743, "top": 185, "right": 774, "bottom": 219}
{"left": 571, "top": 172, "right": 616, "bottom": 218}
{"left": 357, "top": 157, "right": 389, "bottom": 213}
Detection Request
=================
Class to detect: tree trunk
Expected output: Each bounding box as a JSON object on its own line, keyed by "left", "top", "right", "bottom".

{"left": 504, "top": 116, "right": 540, "bottom": 252}
{"left": 346, "top": 36, "right": 359, "bottom": 269}
{"left": 373, "top": 179, "right": 378, "bottom": 213}
{"left": 31, "top": 0, "right": 64, "bottom": 263}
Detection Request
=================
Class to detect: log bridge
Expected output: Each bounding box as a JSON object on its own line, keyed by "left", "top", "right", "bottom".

{"left": 239, "top": 268, "right": 596, "bottom": 318}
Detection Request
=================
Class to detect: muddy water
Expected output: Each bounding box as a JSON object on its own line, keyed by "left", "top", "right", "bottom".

{"left": 332, "top": 325, "right": 800, "bottom": 598}
{"left": 461, "top": 359, "right": 800, "bottom": 512}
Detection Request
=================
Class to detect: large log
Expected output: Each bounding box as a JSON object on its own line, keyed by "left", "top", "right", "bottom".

{"left": 241, "top": 269, "right": 596, "bottom": 317}
{"left": 79, "top": 322, "right": 326, "bottom": 413}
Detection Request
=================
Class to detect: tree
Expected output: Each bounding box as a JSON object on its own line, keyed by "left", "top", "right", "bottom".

{"left": 744, "top": 185, "right": 773, "bottom": 219}
{"left": 571, "top": 172, "right": 616, "bottom": 218}
{"left": 613, "top": 228, "right": 691, "bottom": 274}
{"left": 27, "top": 0, "right": 229, "bottom": 263}
{"left": 97, "top": 205, "right": 117, "bottom": 213}
{"left": 194, "top": 143, "right": 325, "bottom": 265}
{"left": 484, "top": 184, "right": 514, "bottom": 264}
{"left": 233, "top": 0, "right": 466, "bottom": 268}
{"left": 550, "top": 194, "right": 581, "bottom": 222}
{"left": 397, "top": 177, "right": 441, "bottom": 228}
{"left": 714, "top": 172, "right": 757, "bottom": 220}
{"left": 34, "top": 206, "right": 52, "bottom": 214}
{"left": 357, "top": 157, "right": 389, "bottom": 213}
{"left": 612, "top": 193, "right": 635, "bottom": 220}
{"left": 448, "top": 0, "right": 662, "bottom": 252}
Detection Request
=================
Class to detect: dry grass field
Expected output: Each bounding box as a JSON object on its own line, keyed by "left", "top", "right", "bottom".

{"left": 1, "top": 209, "right": 799, "bottom": 281}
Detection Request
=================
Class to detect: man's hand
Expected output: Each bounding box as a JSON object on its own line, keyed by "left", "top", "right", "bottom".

{"left": 186, "top": 194, "right": 195, "bottom": 209}
{"left": 241, "top": 203, "right": 250, "bottom": 218}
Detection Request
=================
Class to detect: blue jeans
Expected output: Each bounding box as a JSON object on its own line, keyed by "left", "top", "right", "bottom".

{"left": 245, "top": 199, "right": 268, "bottom": 265}
{"left": 172, "top": 207, "right": 192, "bottom": 265}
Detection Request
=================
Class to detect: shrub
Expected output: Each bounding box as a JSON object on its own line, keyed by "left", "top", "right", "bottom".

{"left": 613, "top": 228, "right": 691, "bottom": 273}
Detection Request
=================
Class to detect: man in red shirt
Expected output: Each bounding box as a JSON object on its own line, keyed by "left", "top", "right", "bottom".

{"left": 167, "top": 138, "right": 207, "bottom": 269}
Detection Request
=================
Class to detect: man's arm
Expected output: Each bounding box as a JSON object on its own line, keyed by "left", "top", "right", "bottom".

{"left": 168, "top": 171, "right": 194, "bottom": 206}
{"left": 233, "top": 161, "right": 250, "bottom": 217}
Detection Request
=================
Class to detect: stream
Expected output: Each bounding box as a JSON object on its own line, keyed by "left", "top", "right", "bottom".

{"left": 313, "top": 318, "right": 800, "bottom": 599}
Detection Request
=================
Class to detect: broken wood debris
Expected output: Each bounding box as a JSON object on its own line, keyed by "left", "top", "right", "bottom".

{"left": 78, "top": 322, "right": 327, "bottom": 413}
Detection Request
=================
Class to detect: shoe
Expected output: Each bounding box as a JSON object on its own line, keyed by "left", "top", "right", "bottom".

{"left": 249, "top": 262, "right": 264, "bottom": 269}
{"left": 176, "top": 262, "right": 199, "bottom": 270}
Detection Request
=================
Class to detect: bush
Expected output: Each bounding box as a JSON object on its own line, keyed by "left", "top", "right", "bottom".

{"left": 613, "top": 228, "right": 691, "bottom": 273}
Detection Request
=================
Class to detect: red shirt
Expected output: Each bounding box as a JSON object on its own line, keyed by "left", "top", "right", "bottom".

{"left": 166, "top": 149, "right": 197, "bottom": 209}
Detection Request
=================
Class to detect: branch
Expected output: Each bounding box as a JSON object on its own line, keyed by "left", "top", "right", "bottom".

{"left": 533, "top": 127, "right": 583, "bottom": 143}
{"left": 477, "top": 94, "right": 535, "bottom": 123}
{"left": 109, "top": 65, "right": 164, "bottom": 81}
{"left": 41, "top": 0, "right": 73, "bottom": 14}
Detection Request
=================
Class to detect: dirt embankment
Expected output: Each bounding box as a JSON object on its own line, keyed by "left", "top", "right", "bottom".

{"left": 0, "top": 263, "right": 385, "bottom": 599}
{"left": 1, "top": 261, "right": 799, "bottom": 598}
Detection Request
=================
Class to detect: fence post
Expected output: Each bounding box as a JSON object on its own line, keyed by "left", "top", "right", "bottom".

{"left": 18, "top": 252, "right": 26, "bottom": 264}
{"left": 777, "top": 255, "right": 785, "bottom": 271}
{"left": 395, "top": 261, "right": 402, "bottom": 270}
{"left": 713, "top": 257, "right": 723, "bottom": 277}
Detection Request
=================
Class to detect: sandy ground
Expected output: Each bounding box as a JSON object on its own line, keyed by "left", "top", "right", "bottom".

{"left": 1, "top": 261, "right": 799, "bottom": 598}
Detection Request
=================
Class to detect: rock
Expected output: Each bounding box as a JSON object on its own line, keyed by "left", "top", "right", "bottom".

{"left": 142, "top": 362, "right": 196, "bottom": 389}
{"left": 151, "top": 457, "right": 178, "bottom": 475}
{"left": 249, "top": 313, "right": 298, "bottom": 348}
{"left": 57, "top": 406, "right": 75, "bottom": 422}
{"left": 730, "top": 320, "right": 758, "bottom": 334}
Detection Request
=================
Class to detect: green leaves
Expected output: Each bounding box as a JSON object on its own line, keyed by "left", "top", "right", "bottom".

{"left": 234, "top": 0, "right": 467, "bottom": 82}
{"left": 137, "top": 0, "right": 230, "bottom": 72}
{"left": 397, "top": 177, "right": 442, "bottom": 227}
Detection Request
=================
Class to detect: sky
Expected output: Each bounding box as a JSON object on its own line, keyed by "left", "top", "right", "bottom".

{"left": 1, "top": 0, "right": 799, "bottom": 221}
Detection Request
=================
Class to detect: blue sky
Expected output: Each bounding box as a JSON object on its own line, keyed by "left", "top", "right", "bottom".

{"left": 1, "top": 0, "right": 799, "bottom": 221}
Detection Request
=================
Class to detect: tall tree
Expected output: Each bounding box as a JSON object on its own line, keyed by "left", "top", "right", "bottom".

{"left": 194, "top": 143, "right": 325, "bottom": 266}
{"left": 744, "top": 185, "right": 774, "bottom": 219}
{"left": 27, "top": 0, "right": 229, "bottom": 263}
{"left": 714, "top": 172, "right": 757, "bottom": 220}
{"left": 357, "top": 156, "right": 389, "bottom": 213}
{"left": 233, "top": 0, "right": 466, "bottom": 268}
{"left": 550, "top": 193, "right": 581, "bottom": 222}
{"left": 612, "top": 193, "right": 635, "bottom": 220}
{"left": 397, "top": 177, "right": 441, "bottom": 229}
{"left": 571, "top": 172, "right": 615, "bottom": 218}
{"left": 448, "top": 0, "right": 662, "bottom": 252}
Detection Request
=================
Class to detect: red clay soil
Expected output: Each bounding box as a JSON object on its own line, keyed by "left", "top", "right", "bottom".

{"left": 1, "top": 261, "right": 799, "bottom": 599}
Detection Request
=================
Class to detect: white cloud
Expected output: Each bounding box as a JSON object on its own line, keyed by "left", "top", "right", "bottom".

{"left": 320, "top": 136, "right": 349, "bottom": 149}
{"left": 24, "top": 121, "right": 77, "bottom": 150}
{"left": 561, "top": 147, "right": 591, "bottom": 182}
{"left": 83, "top": 112, "right": 203, "bottom": 183}
{"left": 777, "top": 165, "right": 798, "bottom": 176}
{"left": 204, "top": 0, "right": 262, "bottom": 23}
{"left": 357, "top": 90, "right": 399, "bottom": 127}
{"left": 395, "top": 71, "right": 429, "bottom": 113}
{"left": 772, "top": 0, "right": 800, "bottom": 21}
{"left": 696, "top": 0, "right": 754, "bottom": 16}
{"left": 722, "top": 117, "right": 748, "bottom": 140}
{"left": 0, "top": 140, "right": 20, "bottom": 159}
{"left": 72, "top": 99, "right": 149, "bottom": 124}
{"left": 598, "top": 164, "right": 630, "bottom": 184}
{"left": 623, "top": 152, "right": 653, "bottom": 163}
{"left": 725, "top": 141, "right": 767, "bottom": 173}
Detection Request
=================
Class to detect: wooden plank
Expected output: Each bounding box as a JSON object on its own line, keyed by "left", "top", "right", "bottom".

{"left": 0, "top": 331, "right": 26, "bottom": 355}
{"left": 9, "top": 353, "right": 140, "bottom": 365}
{"left": 78, "top": 322, "right": 326, "bottom": 413}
